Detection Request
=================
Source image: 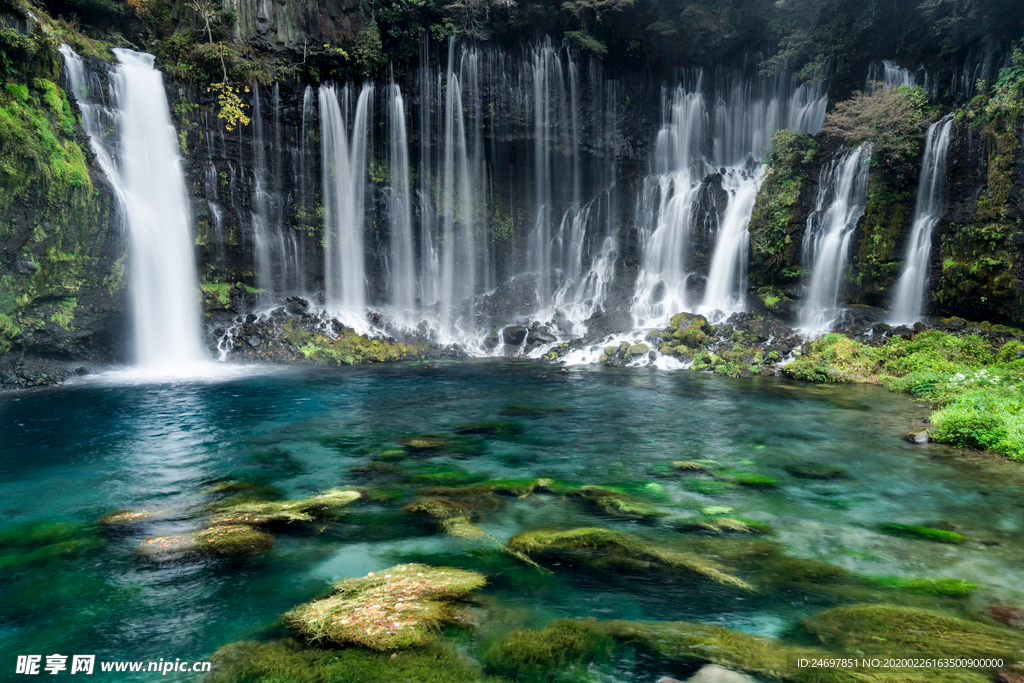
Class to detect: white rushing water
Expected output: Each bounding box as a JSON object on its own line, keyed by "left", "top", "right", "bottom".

{"left": 387, "top": 83, "right": 416, "bottom": 321}
{"left": 319, "top": 82, "right": 372, "bottom": 327}
{"left": 798, "top": 144, "right": 873, "bottom": 334}
{"left": 61, "top": 46, "right": 206, "bottom": 371}
{"left": 889, "top": 115, "right": 954, "bottom": 325}
{"left": 632, "top": 69, "right": 828, "bottom": 326}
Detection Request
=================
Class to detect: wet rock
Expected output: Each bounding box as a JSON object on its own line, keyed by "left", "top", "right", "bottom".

{"left": 585, "top": 309, "right": 634, "bottom": 338}
{"left": 684, "top": 664, "right": 758, "bottom": 683}
{"left": 14, "top": 258, "right": 38, "bottom": 275}
{"left": 247, "top": 336, "right": 261, "bottom": 348}
{"left": 985, "top": 605, "right": 1024, "bottom": 632}
{"left": 904, "top": 430, "right": 930, "bottom": 444}
{"left": 501, "top": 326, "right": 528, "bottom": 345}
{"left": 996, "top": 669, "right": 1024, "bottom": 683}
{"left": 527, "top": 328, "right": 556, "bottom": 345}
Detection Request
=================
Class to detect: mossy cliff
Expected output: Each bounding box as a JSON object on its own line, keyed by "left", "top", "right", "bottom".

{"left": 0, "top": 11, "right": 126, "bottom": 383}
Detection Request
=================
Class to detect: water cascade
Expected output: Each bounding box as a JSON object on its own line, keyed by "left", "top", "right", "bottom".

{"left": 61, "top": 46, "right": 205, "bottom": 369}
{"left": 889, "top": 115, "right": 955, "bottom": 325}
{"left": 632, "top": 68, "right": 828, "bottom": 324}
{"left": 386, "top": 83, "right": 416, "bottom": 319}
{"left": 798, "top": 144, "right": 873, "bottom": 333}
{"left": 319, "top": 82, "right": 373, "bottom": 322}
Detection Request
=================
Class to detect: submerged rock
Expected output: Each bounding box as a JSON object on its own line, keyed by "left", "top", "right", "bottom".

{"left": 685, "top": 664, "right": 758, "bottom": 683}
{"left": 507, "top": 527, "right": 753, "bottom": 590}
{"left": 877, "top": 522, "right": 965, "bottom": 544}
{"left": 904, "top": 430, "right": 930, "bottom": 444}
{"left": 211, "top": 488, "right": 361, "bottom": 525}
{"left": 282, "top": 563, "right": 486, "bottom": 650}
{"left": 140, "top": 524, "right": 274, "bottom": 557}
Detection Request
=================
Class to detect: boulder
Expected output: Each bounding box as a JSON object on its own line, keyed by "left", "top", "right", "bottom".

{"left": 684, "top": 664, "right": 758, "bottom": 682}
{"left": 904, "top": 430, "right": 930, "bottom": 444}
{"left": 501, "top": 326, "right": 528, "bottom": 345}
{"left": 585, "top": 309, "right": 634, "bottom": 337}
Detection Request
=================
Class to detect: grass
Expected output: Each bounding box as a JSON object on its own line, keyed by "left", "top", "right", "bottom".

{"left": 783, "top": 330, "right": 1024, "bottom": 461}
{"left": 878, "top": 523, "right": 965, "bottom": 544}
{"left": 506, "top": 528, "right": 753, "bottom": 590}
{"left": 211, "top": 488, "right": 361, "bottom": 525}
{"left": 282, "top": 563, "right": 486, "bottom": 650}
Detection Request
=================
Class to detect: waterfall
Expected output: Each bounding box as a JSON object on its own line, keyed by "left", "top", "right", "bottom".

{"left": 866, "top": 59, "right": 916, "bottom": 91}
{"left": 319, "top": 82, "right": 372, "bottom": 323}
{"left": 61, "top": 46, "right": 205, "bottom": 369}
{"left": 889, "top": 115, "right": 954, "bottom": 325}
{"left": 633, "top": 66, "right": 828, "bottom": 324}
{"left": 386, "top": 83, "right": 416, "bottom": 319}
{"left": 798, "top": 144, "right": 873, "bottom": 333}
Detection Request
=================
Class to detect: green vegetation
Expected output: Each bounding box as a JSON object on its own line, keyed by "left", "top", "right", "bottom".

{"left": 877, "top": 523, "right": 965, "bottom": 544}
{"left": 805, "top": 605, "right": 1024, "bottom": 657}
{"left": 864, "top": 576, "right": 979, "bottom": 596}
{"left": 208, "top": 638, "right": 502, "bottom": 683}
{"left": 506, "top": 527, "right": 753, "bottom": 590}
{"left": 211, "top": 488, "right": 361, "bottom": 525}
{"left": 0, "top": 521, "right": 101, "bottom": 572}
{"left": 140, "top": 524, "right": 274, "bottom": 556}
{"left": 280, "top": 319, "right": 425, "bottom": 365}
{"left": 750, "top": 129, "right": 816, "bottom": 286}
{"left": 783, "top": 330, "right": 1024, "bottom": 460}
{"left": 282, "top": 564, "right": 486, "bottom": 649}
{"left": 938, "top": 44, "right": 1024, "bottom": 323}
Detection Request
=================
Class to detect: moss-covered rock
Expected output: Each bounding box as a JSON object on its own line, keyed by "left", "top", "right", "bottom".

{"left": 506, "top": 527, "right": 753, "bottom": 590}
{"left": 668, "top": 516, "right": 773, "bottom": 535}
{"left": 784, "top": 464, "right": 851, "bottom": 480}
{"left": 0, "top": 520, "right": 101, "bottom": 571}
{"left": 282, "top": 563, "right": 486, "bottom": 650}
{"left": 139, "top": 524, "right": 274, "bottom": 557}
{"left": 571, "top": 485, "right": 666, "bottom": 520}
{"left": 207, "top": 638, "right": 504, "bottom": 683}
{"left": 805, "top": 605, "right": 1024, "bottom": 658}
{"left": 210, "top": 488, "right": 361, "bottom": 525}
{"left": 863, "top": 576, "right": 980, "bottom": 596}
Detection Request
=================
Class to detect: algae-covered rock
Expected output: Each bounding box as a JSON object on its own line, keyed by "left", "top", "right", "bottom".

{"left": 97, "top": 510, "right": 152, "bottom": 525}
{"left": 140, "top": 524, "right": 274, "bottom": 557}
{"left": 282, "top": 563, "right": 486, "bottom": 650}
{"left": 482, "top": 619, "right": 615, "bottom": 680}
{"left": 507, "top": 528, "right": 752, "bottom": 590}
{"left": 572, "top": 485, "right": 666, "bottom": 520}
{"left": 668, "top": 516, "right": 773, "bottom": 535}
{"left": 681, "top": 479, "right": 737, "bottom": 496}
{"left": 207, "top": 638, "right": 499, "bottom": 683}
{"left": 673, "top": 460, "right": 712, "bottom": 473}
{"left": 805, "top": 605, "right": 1024, "bottom": 658}
{"left": 783, "top": 464, "right": 850, "bottom": 480}
{"left": 878, "top": 522, "right": 965, "bottom": 544}
{"left": 211, "top": 488, "right": 361, "bottom": 525}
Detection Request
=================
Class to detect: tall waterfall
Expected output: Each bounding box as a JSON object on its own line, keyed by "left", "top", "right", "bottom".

{"left": 889, "top": 115, "right": 954, "bottom": 325}
{"left": 633, "top": 68, "right": 828, "bottom": 324}
{"left": 386, "top": 83, "right": 416, "bottom": 319}
{"left": 798, "top": 144, "right": 873, "bottom": 333}
{"left": 319, "top": 83, "right": 373, "bottom": 322}
{"left": 61, "top": 46, "right": 205, "bottom": 369}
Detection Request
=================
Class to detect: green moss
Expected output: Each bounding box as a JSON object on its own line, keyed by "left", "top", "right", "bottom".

{"left": 0, "top": 521, "right": 101, "bottom": 571}
{"left": 283, "top": 563, "right": 486, "bottom": 650}
{"left": 668, "top": 516, "right": 773, "bottom": 535}
{"left": 571, "top": 485, "right": 666, "bottom": 519}
{"left": 864, "top": 576, "right": 980, "bottom": 596}
{"left": 507, "top": 527, "right": 753, "bottom": 590}
{"left": 211, "top": 488, "right": 361, "bottom": 525}
{"left": 680, "top": 479, "right": 737, "bottom": 495}
{"left": 140, "top": 524, "right": 274, "bottom": 557}
{"left": 201, "top": 281, "right": 233, "bottom": 306}
{"left": 207, "top": 638, "right": 503, "bottom": 683}
{"left": 482, "top": 619, "right": 614, "bottom": 680}
{"left": 784, "top": 464, "right": 850, "bottom": 480}
{"left": 805, "top": 605, "right": 1024, "bottom": 658}
{"left": 280, "top": 319, "right": 424, "bottom": 365}
{"left": 750, "top": 129, "right": 817, "bottom": 286}
{"left": 878, "top": 523, "right": 965, "bottom": 544}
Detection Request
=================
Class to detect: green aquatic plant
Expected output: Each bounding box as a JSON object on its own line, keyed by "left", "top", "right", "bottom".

{"left": 877, "top": 523, "right": 965, "bottom": 544}
{"left": 207, "top": 638, "right": 502, "bottom": 683}
{"left": 681, "top": 479, "right": 737, "bottom": 495}
{"left": 668, "top": 516, "right": 773, "bottom": 535}
{"left": 864, "top": 576, "right": 980, "bottom": 596}
{"left": 784, "top": 464, "right": 850, "bottom": 480}
{"left": 481, "top": 619, "right": 615, "bottom": 680}
{"left": 571, "top": 485, "right": 666, "bottom": 519}
{"left": 282, "top": 563, "right": 486, "bottom": 650}
{"left": 507, "top": 528, "right": 753, "bottom": 590}
{"left": 0, "top": 521, "right": 102, "bottom": 571}
{"left": 805, "top": 604, "right": 1024, "bottom": 658}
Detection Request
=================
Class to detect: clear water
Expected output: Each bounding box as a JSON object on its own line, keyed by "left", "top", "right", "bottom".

{"left": 2, "top": 362, "right": 1023, "bottom": 679}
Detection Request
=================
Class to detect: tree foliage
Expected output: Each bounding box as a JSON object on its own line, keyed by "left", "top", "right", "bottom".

{"left": 823, "top": 84, "right": 932, "bottom": 182}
